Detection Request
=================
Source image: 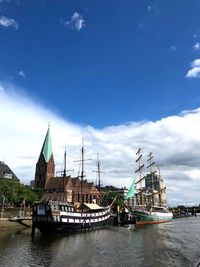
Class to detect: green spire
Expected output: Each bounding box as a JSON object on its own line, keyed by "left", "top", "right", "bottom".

{"left": 42, "top": 125, "right": 53, "bottom": 163}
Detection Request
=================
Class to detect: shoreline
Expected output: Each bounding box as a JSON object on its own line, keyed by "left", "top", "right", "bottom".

{"left": 0, "top": 218, "right": 32, "bottom": 229}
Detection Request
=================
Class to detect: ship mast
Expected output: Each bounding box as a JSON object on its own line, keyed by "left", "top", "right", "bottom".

{"left": 135, "top": 148, "right": 145, "bottom": 206}
{"left": 62, "top": 149, "right": 74, "bottom": 202}
{"left": 157, "top": 164, "right": 167, "bottom": 207}
{"left": 147, "top": 152, "right": 156, "bottom": 208}
{"left": 63, "top": 150, "right": 67, "bottom": 178}
{"left": 80, "top": 145, "right": 84, "bottom": 204}
{"left": 75, "top": 140, "right": 91, "bottom": 205}
{"left": 97, "top": 153, "right": 101, "bottom": 192}
{"left": 93, "top": 153, "right": 104, "bottom": 193}
{"left": 62, "top": 150, "right": 67, "bottom": 202}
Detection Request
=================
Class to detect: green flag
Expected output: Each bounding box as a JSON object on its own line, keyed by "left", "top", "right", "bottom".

{"left": 125, "top": 177, "right": 135, "bottom": 199}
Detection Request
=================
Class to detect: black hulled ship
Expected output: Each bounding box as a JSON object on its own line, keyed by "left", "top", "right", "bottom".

{"left": 32, "top": 127, "right": 111, "bottom": 234}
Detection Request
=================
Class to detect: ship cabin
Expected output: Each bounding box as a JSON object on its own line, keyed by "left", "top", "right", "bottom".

{"left": 32, "top": 201, "right": 75, "bottom": 222}
{"left": 32, "top": 201, "right": 107, "bottom": 220}
{"left": 77, "top": 203, "right": 108, "bottom": 213}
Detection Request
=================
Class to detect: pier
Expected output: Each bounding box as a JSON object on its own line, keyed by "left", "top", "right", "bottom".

{"left": 170, "top": 205, "right": 199, "bottom": 217}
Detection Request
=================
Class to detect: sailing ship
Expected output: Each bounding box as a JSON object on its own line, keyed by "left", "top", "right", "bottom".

{"left": 126, "top": 148, "right": 172, "bottom": 225}
{"left": 32, "top": 142, "right": 111, "bottom": 234}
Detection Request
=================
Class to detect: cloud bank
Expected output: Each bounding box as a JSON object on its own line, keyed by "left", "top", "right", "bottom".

{"left": 0, "top": 83, "right": 200, "bottom": 206}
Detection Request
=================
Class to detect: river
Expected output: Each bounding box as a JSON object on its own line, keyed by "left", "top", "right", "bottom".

{"left": 0, "top": 216, "right": 199, "bottom": 267}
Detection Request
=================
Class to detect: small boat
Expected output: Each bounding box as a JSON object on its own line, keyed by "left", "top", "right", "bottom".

{"left": 126, "top": 148, "right": 173, "bottom": 225}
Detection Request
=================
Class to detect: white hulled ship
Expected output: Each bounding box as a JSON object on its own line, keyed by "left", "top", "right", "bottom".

{"left": 126, "top": 148, "right": 172, "bottom": 225}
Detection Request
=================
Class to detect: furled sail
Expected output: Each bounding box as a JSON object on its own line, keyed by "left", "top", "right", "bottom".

{"left": 125, "top": 177, "right": 135, "bottom": 199}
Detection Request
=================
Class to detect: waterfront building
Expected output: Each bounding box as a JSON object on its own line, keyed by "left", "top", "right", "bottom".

{"left": 0, "top": 161, "right": 19, "bottom": 180}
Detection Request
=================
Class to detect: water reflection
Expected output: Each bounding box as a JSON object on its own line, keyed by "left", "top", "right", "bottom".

{"left": 0, "top": 218, "right": 200, "bottom": 267}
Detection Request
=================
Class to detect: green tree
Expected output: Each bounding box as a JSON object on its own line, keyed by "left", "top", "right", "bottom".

{"left": 0, "top": 179, "right": 38, "bottom": 206}
{"left": 101, "top": 191, "right": 124, "bottom": 211}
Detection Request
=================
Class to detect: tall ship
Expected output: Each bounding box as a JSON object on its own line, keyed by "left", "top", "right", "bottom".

{"left": 127, "top": 148, "right": 172, "bottom": 225}
{"left": 32, "top": 127, "right": 111, "bottom": 235}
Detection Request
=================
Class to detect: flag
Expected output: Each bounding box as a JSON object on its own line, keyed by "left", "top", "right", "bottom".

{"left": 125, "top": 177, "right": 135, "bottom": 199}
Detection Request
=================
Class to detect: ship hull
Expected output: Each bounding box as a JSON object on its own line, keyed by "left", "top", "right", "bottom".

{"left": 32, "top": 202, "right": 111, "bottom": 234}
{"left": 133, "top": 210, "right": 173, "bottom": 225}
{"left": 33, "top": 218, "right": 110, "bottom": 234}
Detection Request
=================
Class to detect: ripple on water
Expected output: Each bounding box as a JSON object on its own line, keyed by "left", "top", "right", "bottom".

{"left": 0, "top": 217, "right": 200, "bottom": 267}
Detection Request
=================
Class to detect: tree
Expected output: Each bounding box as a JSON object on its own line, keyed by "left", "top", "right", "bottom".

{"left": 0, "top": 178, "right": 38, "bottom": 206}
{"left": 101, "top": 191, "right": 124, "bottom": 211}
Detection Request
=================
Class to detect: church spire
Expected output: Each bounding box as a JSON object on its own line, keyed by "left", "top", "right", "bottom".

{"left": 41, "top": 124, "right": 53, "bottom": 163}
{"left": 34, "top": 124, "right": 55, "bottom": 190}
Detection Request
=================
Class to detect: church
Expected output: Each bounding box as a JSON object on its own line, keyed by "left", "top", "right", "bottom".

{"left": 34, "top": 126, "right": 100, "bottom": 205}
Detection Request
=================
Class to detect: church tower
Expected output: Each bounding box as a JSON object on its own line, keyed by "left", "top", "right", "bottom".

{"left": 34, "top": 125, "right": 55, "bottom": 190}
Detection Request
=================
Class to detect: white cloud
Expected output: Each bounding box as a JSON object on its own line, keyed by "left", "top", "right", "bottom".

{"left": 169, "top": 45, "right": 177, "bottom": 52}
{"left": 65, "top": 12, "right": 85, "bottom": 31}
{"left": 18, "top": 70, "right": 26, "bottom": 79}
{"left": 147, "top": 5, "right": 159, "bottom": 14}
{"left": 0, "top": 16, "right": 18, "bottom": 29}
{"left": 185, "top": 59, "right": 200, "bottom": 79}
{"left": 194, "top": 42, "right": 200, "bottom": 51}
{"left": 0, "top": 83, "right": 200, "bottom": 206}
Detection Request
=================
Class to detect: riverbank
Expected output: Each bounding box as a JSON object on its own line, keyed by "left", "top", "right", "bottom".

{"left": 0, "top": 218, "right": 32, "bottom": 229}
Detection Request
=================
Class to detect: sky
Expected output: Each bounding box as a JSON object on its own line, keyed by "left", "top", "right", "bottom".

{"left": 0, "top": 0, "right": 200, "bottom": 206}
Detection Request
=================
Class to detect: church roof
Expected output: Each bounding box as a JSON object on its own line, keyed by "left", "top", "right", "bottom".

{"left": 40, "top": 192, "right": 66, "bottom": 202}
{"left": 41, "top": 126, "right": 53, "bottom": 163}
{"left": 45, "top": 176, "right": 71, "bottom": 190}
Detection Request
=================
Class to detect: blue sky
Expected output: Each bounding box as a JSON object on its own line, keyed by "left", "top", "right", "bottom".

{"left": 1, "top": 0, "right": 200, "bottom": 127}
{"left": 1, "top": 1, "right": 200, "bottom": 206}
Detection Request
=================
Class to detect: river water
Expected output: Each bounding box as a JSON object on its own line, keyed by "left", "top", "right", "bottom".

{"left": 0, "top": 216, "right": 199, "bottom": 267}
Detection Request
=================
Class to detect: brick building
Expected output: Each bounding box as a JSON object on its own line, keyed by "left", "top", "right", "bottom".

{"left": 34, "top": 126, "right": 100, "bottom": 204}
{"left": 34, "top": 126, "right": 55, "bottom": 189}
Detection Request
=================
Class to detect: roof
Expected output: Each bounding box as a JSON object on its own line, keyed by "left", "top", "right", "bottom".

{"left": 41, "top": 126, "right": 53, "bottom": 163}
{"left": 71, "top": 177, "right": 79, "bottom": 186}
{"left": 82, "top": 203, "right": 104, "bottom": 210}
{"left": 45, "top": 176, "right": 71, "bottom": 190}
{"left": 0, "top": 161, "right": 19, "bottom": 180}
{"left": 40, "top": 192, "right": 67, "bottom": 202}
